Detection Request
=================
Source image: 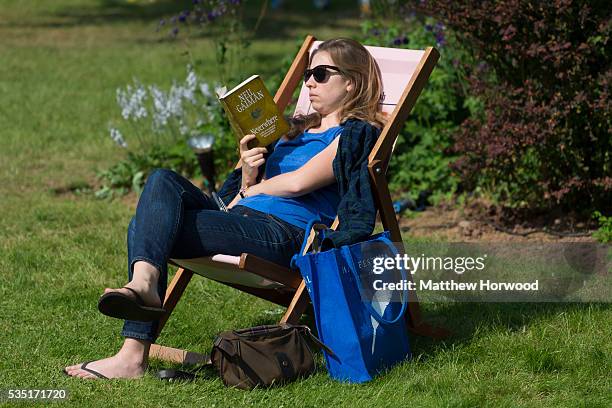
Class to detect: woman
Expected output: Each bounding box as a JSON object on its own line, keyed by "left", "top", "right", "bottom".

{"left": 64, "top": 38, "right": 385, "bottom": 379}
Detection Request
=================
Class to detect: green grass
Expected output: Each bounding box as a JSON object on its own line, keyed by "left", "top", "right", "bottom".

{"left": 0, "top": 1, "right": 610, "bottom": 406}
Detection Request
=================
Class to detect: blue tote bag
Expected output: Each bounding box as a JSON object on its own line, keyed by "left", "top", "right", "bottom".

{"left": 291, "top": 220, "right": 411, "bottom": 383}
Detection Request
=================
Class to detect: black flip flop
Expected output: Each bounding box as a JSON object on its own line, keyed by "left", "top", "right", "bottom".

{"left": 63, "top": 361, "right": 108, "bottom": 379}
{"left": 98, "top": 286, "right": 166, "bottom": 321}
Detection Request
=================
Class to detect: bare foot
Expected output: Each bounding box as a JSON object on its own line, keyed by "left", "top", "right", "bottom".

{"left": 64, "top": 354, "right": 146, "bottom": 379}
{"left": 102, "top": 282, "right": 161, "bottom": 309}
{"left": 65, "top": 338, "right": 150, "bottom": 380}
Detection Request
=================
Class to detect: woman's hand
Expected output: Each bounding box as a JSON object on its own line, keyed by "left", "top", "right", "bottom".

{"left": 239, "top": 134, "right": 267, "bottom": 188}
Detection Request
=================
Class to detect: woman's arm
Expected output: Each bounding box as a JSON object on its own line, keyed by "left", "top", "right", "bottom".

{"left": 243, "top": 136, "right": 340, "bottom": 199}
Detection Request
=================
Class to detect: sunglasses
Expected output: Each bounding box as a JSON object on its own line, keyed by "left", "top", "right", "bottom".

{"left": 303, "top": 65, "right": 343, "bottom": 83}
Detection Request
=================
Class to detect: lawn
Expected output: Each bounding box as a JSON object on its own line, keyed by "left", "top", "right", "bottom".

{"left": 0, "top": 1, "right": 610, "bottom": 407}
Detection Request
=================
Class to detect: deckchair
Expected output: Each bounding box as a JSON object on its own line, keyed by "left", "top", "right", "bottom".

{"left": 149, "top": 35, "right": 449, "bottom": 365}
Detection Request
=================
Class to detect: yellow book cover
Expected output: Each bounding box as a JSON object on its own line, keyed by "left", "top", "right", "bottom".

{"left": 218, "top": 75, "right": 290, "bottom": 148}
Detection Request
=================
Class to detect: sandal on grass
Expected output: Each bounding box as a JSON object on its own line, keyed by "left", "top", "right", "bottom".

{"left": 63, "top": 361, "right": 108, "bottom": 379}
{"left": 98, "top": 286, "right": 165, "bottom": 322}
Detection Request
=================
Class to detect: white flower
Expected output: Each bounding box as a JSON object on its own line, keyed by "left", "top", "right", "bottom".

{"left": 179, "top": 83, "right": 196, "bottom": 104}
{"left": 149, "top": 85, "right": 171, "bottom": 129}
{"left": 168, "top": 83, "right": 185, "bottom": 116}
{"left": 199, "top": 82, "right": 211, "bottom": 97}
{"left": 186, "top": 68, "right": 197, "bottom": 90}
{"left": 116, "top": 82, "right": 148, "bottom": 121}
{"left": 113, "top": 65, "right": 219, "bottom": 141}
{"left": 109, "top": 127, "right": 127, "bottom": 148}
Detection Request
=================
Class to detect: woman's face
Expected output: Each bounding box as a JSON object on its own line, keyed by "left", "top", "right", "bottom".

{"left": 305, "top": 51, "right": 353, "bottom": 116}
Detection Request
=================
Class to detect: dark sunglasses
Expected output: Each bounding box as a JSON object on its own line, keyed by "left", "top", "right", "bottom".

{"left": 303, "top": 65, "right": 343, "bottom": 83}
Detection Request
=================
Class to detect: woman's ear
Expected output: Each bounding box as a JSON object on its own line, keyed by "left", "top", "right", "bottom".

{"left": 345, "top": 79, "right": 354, "bottom": 93}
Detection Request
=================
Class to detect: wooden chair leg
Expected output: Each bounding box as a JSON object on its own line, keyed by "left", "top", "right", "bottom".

{"left": 405, "top": 299, "right": 451, "bottom": 339}
{"left": 154, "top": 267, "right": 193, "bottom": 338}
{"left": 368, "top": 167, "right": 451, "bottom": 339}
{"left": 149, "top": 268, "right": 205, "bottom": 364}
{"left": 149, "top": 344, "right": 211, "bottom": 365}
{"left": 280, "top": 281, "right": 310, "bottom": 324}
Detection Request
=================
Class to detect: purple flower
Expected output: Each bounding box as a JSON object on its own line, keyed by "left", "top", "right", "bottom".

{"left": 402, "top": 35, "right": 409, "bottom": 45}
{"left": 435, "top": 21, "right": 445, "bottom": 31}
{"left": 172, "top": 27, "right": 179, "bottom": 36}
{"left": 393, "top": 37, "right": 402, "bottom": 46}
{"left": 435, "top": 33, "right": 446, "bottom": 46}
{"left": 159, "top": 18, "right": 166, "bottom": 26}
{"left": 192, "top": 0, "right": 200, "bottom": 4}
{"left": 425, "top": 24, "right": 433, "bottom": 32}
{"left": 372, "top": 28, "right": 380, "bottom": 36}
{"left": 179, "top": 14, "right": 187, "bottom": 23}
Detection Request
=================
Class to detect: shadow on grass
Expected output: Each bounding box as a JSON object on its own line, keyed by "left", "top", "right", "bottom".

{"left": 411, "top": 302, "right": 611, "bottom": 359}
{"left": 233, "top": 299, "right": 611, "bottom": 365}
{"left": 7, "top": 0, "right": 361, "bottom": 39}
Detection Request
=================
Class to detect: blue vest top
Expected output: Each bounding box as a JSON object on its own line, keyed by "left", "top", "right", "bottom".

{"left": 238, "top": 126, "right": 343, "bottom": 230}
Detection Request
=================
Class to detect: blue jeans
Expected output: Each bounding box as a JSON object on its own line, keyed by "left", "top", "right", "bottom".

{"left": 121, "top": 169, "right": 305, "bottom": 342}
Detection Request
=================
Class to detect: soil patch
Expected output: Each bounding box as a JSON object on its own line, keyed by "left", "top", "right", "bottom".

{"left": 399, "top": 199, "right": 597, "bottom": 242}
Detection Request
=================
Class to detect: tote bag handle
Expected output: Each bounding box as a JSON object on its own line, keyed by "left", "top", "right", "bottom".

{"left": 292, "top": 219, "right": 328, "bottom": 270}
{"left": 341, "top": 235, "right": 408, "bottom": 325}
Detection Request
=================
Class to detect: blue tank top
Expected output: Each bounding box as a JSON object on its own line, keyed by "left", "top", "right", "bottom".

{"left": 238, "top": 126, "right": 343, "bottom": 230}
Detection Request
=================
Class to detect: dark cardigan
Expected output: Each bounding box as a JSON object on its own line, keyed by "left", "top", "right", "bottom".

{"left": 218, "top": 119, "right": 381, "bottom": 250}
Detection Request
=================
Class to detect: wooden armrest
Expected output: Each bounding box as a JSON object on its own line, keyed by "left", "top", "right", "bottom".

{"left": 239, "top": 253, "right": 302, "bottom": 289}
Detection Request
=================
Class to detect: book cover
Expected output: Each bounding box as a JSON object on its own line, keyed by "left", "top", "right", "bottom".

{"left": 218, "top": 75, "right": 290, "bottom": 148}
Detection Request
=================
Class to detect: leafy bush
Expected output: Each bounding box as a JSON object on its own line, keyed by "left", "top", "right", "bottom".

{"left": 592, "top": 211, "right": 612, "bottom": 243}
{"left": 359, "top": 11, "right": 478, "bottom": 202}
{"left": 97, "top": 1, "right": 285, "bottom": 199}
{"left": 405, "top": 0, "right": 611, "bottom": 212}
{"left": 95, "top": 143, "right": 198, "bottom": 199}
{"left": 99, "top": 66, "right": 236, "bottom": 198}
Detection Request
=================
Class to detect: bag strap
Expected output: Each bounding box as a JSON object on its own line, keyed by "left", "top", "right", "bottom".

{"left": 281, "top": 323, "right": 337, "bottom": 358}
{"left": 214, "top": 336, "right": 238, "bottom": 357}
{"left": 342, "top": 235, "right": 409, "bottom": 325}
{"left": 291, "top": 219, "right": 329, "bottom": 269}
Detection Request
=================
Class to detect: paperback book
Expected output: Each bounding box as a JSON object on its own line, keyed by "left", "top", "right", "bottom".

{"left": 218, "top": 75, "right": 290, "bottom": 148}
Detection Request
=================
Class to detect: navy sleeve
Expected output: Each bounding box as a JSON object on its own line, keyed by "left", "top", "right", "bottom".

{"left": 321, "top": 119, "right": 380, "bottom": 250}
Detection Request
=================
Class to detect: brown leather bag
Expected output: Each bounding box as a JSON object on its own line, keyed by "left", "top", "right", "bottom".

{"left": 210, "top": 323, "right": 334, "bottom": 390}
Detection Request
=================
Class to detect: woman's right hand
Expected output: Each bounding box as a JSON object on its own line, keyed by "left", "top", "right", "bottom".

{"left": 239, "top": 134, "right": 267, "bottom": 188}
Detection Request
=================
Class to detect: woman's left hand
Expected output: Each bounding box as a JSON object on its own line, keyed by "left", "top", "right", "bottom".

{"left": 239, "top": 134, "right": 267, "bottom": 188}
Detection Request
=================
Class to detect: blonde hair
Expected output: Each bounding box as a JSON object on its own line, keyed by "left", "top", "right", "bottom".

{"left": 287, "top": 38, "right": 386, "bottom": 139}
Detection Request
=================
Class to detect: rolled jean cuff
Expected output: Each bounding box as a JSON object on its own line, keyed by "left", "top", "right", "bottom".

{"left": 121, "top": 329, "right": 156, "bottom": 343}
{"left": 129, "top": 256, "right": 164, "bottom": 277}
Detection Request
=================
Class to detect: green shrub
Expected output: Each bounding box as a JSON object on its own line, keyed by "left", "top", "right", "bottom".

{"left": 359, "top": 13, "right": 478, "bottom": 203}
{"left": 98, "top": 65, "right": 236, "bottom": 198}
{"left": 95, "top": 142, "right": 199, "bottom": 199}
{"left": 592, "top": 211, "right": 612, "bottom": 243}
{"left": 409, "top": 0, "right": 612, "bottom": 211}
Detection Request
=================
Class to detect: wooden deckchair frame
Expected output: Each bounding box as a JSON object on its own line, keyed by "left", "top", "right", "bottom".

{"left": 149, "top": 35, "right": 448, "bottom": 365}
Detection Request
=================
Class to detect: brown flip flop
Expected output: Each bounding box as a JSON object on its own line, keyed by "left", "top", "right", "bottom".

{"left": 98, "top": 286, "right": 165, "bottom": 321}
